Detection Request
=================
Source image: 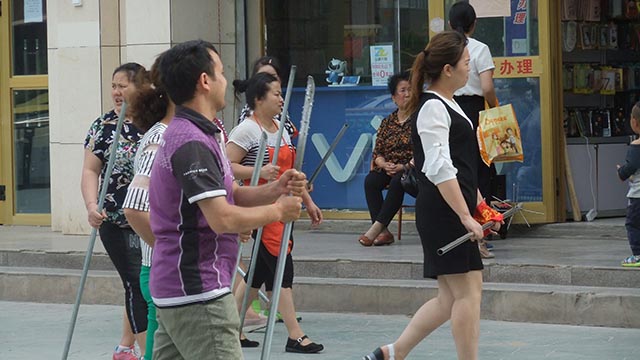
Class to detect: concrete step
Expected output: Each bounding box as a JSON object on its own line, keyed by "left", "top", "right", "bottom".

{"left": 2, "top": 266, "right": 639, "bottom": 328}
{"left": 295, "top": 259, "right": 640, "bottom": 288}
{"left": 294, "top": 277, "right": 640, "bottom": 329}
{"left": 2, "top": 250, "right": 637, "bottom": 288}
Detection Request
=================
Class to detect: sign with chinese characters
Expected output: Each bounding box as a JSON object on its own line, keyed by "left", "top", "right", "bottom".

{"left": 493, "top": 57, "right": 542, "bottom": 78}
{"left": 505, "top": 0, "right": 529, "bottom": 55}
{"left": 370, "top": 44, "right": 394, "bottom": 86}
{"left": 470, "top": 0, "right": 511, "bottom": 18}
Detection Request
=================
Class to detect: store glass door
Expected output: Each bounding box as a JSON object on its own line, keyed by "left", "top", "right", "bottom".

{"left": 0, "top": 0, "right": 50, "bottom": 225}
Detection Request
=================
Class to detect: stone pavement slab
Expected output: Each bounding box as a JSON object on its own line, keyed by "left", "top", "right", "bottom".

{"left": 1, "top": 301, "right": 638, "bottom": 360}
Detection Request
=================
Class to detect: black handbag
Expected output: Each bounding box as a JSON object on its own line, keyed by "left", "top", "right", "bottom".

{"left": 400, "top": 167, "right": 419, "bottom": 197}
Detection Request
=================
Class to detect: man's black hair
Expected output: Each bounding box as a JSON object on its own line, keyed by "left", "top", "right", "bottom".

{"left": 159, "top": 40, "right": 219, "bottom": 105}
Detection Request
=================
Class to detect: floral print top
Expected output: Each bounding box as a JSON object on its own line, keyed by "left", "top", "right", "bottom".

{"left": 84, "top": 110, "right": 143, "bottom": 226}
{"left": 372, "top": 109, "right": 413, "bottom": 172}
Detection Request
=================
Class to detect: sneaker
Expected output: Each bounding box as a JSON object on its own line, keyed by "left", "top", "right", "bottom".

{"left": 113, "top": 345, "right": 138, "bottom": 360}
{"left": 621, "top": 255, "right": 640, "bottom": 267}
{"left": 243, "top": 314, "right": 268, "bottom": 327}
{"left": 251, "top": 299, "right": 262, "bottom": 314}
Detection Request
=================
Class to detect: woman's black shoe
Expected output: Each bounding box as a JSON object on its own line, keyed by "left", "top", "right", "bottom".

{"left": 240, "top": 337, "right": 260, "bottom": 348}
{"left": 285, "top": 335, "right": 324, "bottom": 353}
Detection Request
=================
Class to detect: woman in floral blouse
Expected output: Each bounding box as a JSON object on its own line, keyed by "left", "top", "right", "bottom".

{"left": 81, "top": 63, "right": 150, "bottom": 360}
{"left": 359, "top": 71, "right": 414, "bottom": 247}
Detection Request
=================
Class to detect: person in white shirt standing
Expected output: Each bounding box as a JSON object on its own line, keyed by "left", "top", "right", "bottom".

{"left": 450, "top": 1, "right": 499, "bottom": 259}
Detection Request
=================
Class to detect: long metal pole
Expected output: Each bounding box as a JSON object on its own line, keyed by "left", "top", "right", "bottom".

{"left": 232, "top": 132, "right": 268, "bottom": 293}
{"left": 437, "top": 203, "right": 522, "bottom": 256}
{"left": 307, "top": 123, "right": 349, "bottom": 187}
{"left": 61, "top": 102, "right": 128, "bottom": 360}
{"left": 240, "top": 66, "right": 297, "bottom": 328}
{"left": 236, "top": 267, "right": 269, "bottom": 303}
{"left": 236, "top": 132, "right": 267, "bottom": 330}
{"left": 261, "top": 76, "right": 315, "bottom": 360}
{"left": 272, "top": 65, "right": 297, "bottom": 161}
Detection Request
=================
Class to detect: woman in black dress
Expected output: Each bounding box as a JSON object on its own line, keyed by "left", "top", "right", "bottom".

{"left": 364, "top": 31, "right": 501, "bottom": 360}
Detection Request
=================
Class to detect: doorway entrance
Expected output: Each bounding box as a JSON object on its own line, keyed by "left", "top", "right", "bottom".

{"left": 0, "top": 0, "right": 50, "bottom": 225}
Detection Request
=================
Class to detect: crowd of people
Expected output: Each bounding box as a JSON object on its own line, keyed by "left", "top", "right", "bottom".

{"left": 80, "top": 2, "right": 511, "bottom": 359}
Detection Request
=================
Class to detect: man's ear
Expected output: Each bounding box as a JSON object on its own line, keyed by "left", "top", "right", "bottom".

{"left": 198, "top": 72, "right": 210, "bottom": 91}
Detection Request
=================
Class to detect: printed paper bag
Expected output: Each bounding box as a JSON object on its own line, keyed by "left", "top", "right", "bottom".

{"left": 477, "top": 104, "right": 524, "bottom": 165}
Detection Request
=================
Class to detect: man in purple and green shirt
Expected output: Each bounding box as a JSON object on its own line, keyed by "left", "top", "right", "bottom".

{"left": 149, "top": 40, "right": 306, "bottom": 360}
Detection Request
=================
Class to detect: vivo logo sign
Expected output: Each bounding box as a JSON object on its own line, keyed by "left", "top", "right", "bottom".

{"left": 310, "top": 115, "right": 383, "bottom": 183}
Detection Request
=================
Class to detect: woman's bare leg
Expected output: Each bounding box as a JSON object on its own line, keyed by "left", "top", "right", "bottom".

{"left": 442, "top": 270, "right": 483, "bottom": 360}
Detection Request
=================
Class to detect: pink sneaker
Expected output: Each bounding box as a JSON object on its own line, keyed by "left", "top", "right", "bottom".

{"left": 113, "top": 345, "right": 138, "bottom": 360}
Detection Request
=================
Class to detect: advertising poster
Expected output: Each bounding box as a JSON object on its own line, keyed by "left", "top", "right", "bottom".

{"left": 24, "top": 0, "right": 43, "bottom": 23}
{"left": 370, "top": 44, "right": 394, "bottom": 86}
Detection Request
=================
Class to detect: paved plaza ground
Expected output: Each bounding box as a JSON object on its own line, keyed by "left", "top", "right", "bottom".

{"left": 2, "top": 301, "right": 639, "bottom": 359}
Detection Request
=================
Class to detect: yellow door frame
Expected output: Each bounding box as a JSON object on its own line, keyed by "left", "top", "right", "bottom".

{"left": 426, "top": 0, "right": 558, "bottom": 224}
{"left": 0, "top": 0, "right": 50, "bottom": 225}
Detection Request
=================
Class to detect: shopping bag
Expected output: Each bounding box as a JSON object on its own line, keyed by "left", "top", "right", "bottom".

{"left": 477, "top": 103, "right": 524, "bottom": 165}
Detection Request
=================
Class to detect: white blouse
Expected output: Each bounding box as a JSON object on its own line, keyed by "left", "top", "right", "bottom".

{"left": 417, "top": 91, "right": 473, "bottom": 186}
{"left": 454, "top": 37, "right": 495, "bottom": 97}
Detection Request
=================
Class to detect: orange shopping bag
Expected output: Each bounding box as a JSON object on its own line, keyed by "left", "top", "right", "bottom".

{"left": 477, "top": 103, "right": 524, "bottom": 166}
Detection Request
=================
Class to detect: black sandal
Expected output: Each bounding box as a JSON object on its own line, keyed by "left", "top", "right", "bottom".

{"left": 285, "top": 335, "right": 324, "bottom": 353}
{"left": 240, "top": 337, "right": 259, "bottom": 348}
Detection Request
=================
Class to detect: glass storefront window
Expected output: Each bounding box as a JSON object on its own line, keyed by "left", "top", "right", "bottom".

{"left": 265, "top": 0, "right": 428, "bottom": 87}
{"left": 444, "top": 0, "right": 539, "bottom": 56}
{"left": 13, "top": 89, "right": 50, "bottom": 213}
{"left": 12, "top": 0, "right": 48, "bottom": 75}
{"left": 493, "top": 77, "right": 542, "bottom": 202}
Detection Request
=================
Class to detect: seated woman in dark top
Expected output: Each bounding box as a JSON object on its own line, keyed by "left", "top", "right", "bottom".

{"left": 359, "top": 71, "right": 414, "bottom": 247}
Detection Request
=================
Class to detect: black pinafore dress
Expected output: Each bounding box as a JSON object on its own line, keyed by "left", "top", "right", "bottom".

{"left": 411, "top": 92, "right": 483, "bottom": 279}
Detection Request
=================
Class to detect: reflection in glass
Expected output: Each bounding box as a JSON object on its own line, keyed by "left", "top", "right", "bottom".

{"left": 12, "top": 0, "right": 48, "bottom": 75}
{"left": 444, "top": 0, "right": 539, "bottom": 56}
{"left": 266, "top": 1, "right": 428, "bottom": 87}
{"left": 13, "top": 90, "right": 50, "bottom": 213}
{"left": 493, "top": 78, "right": 542, "bottom": 202}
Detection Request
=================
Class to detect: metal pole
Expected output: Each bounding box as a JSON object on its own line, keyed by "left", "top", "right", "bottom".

{"left": 232, "top": 132, "right": 267, "bottom": 292}
{"left": 307, "top": 123, "right": 349, "bottom": 187}
{"left": 261, "top": 76, "right": 315, "bottom": 360}
{"left": 437, "top": 203, "right": 522, "bottom": 256}
{"left": 233, "top": 133, "right": 268, "bottom": 290}
{"left": 240, "top": 66, "right": 297, "bottom": 328}
{"left": 272, "top": 65, "right": 296, "bottom": 161}
{"left": 236, "top": 266, "right": 269, "bottom": 303}
{"left": 61, "top": 102, "right": 129, "bottom": 360}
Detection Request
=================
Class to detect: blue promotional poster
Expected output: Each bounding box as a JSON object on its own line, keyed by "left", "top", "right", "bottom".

{"left": 505, "top": 0, "right": 529, "bottom": 56}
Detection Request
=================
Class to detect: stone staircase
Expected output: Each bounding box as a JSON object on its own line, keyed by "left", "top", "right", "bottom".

{"left": 1, "top": 248, "right": 639, "bottom": 329}
{"left": 0, "top": 218, "right": 639, "bottom": 328}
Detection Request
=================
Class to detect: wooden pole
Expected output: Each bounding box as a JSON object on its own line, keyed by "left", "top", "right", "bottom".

{"left": 563, "top": 135, "right": 581, "bottom": 221}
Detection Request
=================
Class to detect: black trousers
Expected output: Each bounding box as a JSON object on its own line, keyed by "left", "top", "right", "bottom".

{"left": 100, "top": 221, "right": 148, "bottom": 334}
{"left": 364, "top": 170, "right": 406, "bottom": 227}
{"left": 455, "top": 94, "right": 496, "bottom": 203}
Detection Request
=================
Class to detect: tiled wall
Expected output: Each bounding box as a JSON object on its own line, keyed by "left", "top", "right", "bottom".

{"left": 48, "top": 0, "right": 240, "bottom": 233}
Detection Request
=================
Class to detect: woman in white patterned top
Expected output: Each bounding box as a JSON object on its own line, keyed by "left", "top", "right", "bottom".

{"left": 123, "top": 55, "right": 173, "bottom": 360}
